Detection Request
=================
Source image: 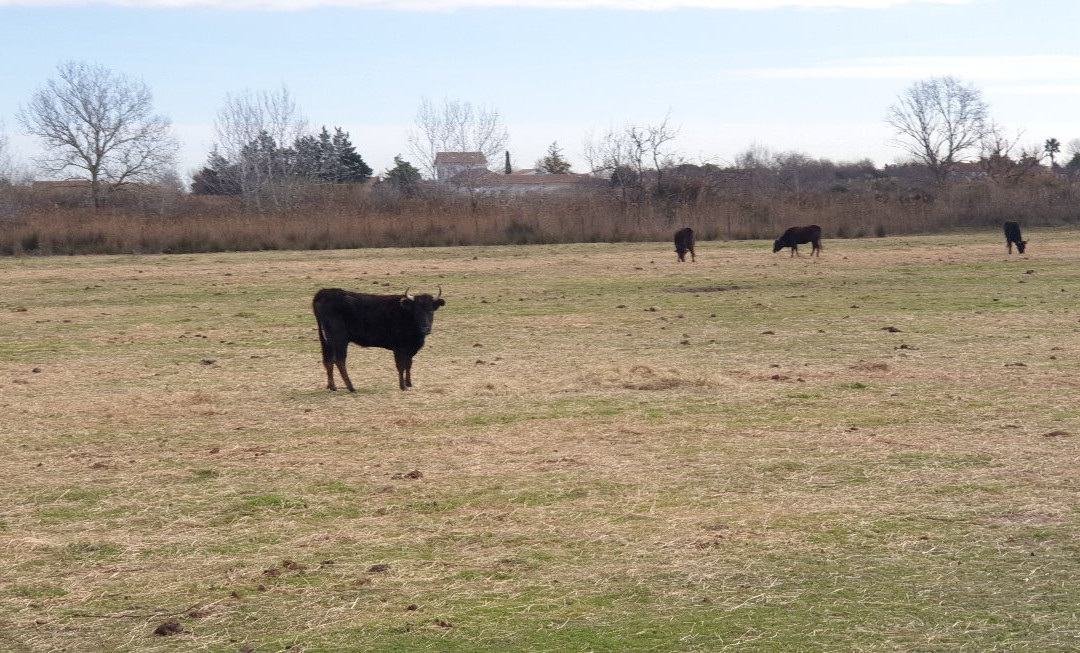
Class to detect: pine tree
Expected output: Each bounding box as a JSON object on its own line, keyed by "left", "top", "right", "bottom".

{"left": 537, "top": 141, "right": 571, "bottom": 174}
{"left": 331, "top": 127, "right": 372, "bottom": 183}
{"left": 384, "top": 155, "right": 422, "bottom": 196}
{"left": 190, "top": 147, "right": 241, "bottom": 195}
{"left": 292, "top": 130, "right": 327, "bottom": 180}
{"left": 292, "top": 126, "right": 372, "bottom": 183}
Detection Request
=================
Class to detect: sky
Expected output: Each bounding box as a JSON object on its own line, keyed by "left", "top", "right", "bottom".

{"left": 1, "top": 0, "right": 1078, "bottom": 182}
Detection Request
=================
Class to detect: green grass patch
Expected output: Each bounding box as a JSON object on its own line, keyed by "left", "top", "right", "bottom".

{"left": 3, "top": 237, "right": 1080, "bottom": 650}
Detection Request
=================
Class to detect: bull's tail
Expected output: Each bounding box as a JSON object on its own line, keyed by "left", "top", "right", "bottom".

{"left": 313, "top": 300, "right": 339, "bottom": 390}
{"left": 314, "top": 319, "right": 330, "bottom": 354}
{"left": 313, "top": 297, "right": 331, "bottom": 359}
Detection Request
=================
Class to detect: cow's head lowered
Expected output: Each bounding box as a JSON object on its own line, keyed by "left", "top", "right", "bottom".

{"left": 400, "top": 287, "right": 445, "bottom": 335}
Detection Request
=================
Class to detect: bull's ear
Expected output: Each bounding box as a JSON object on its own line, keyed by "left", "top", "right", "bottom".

{"left": 435, "top": 298, "right": 445, "bottom": 308}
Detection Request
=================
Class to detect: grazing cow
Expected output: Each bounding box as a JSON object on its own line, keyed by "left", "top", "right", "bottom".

{"left": 674, "top": 227, "right": 696, "bottom": 262}
{"left": 773, "top": 225, "right": 822, "bottom": 257}
{"left": 1003, "top": 221, "right": 1027, "bottom": 255}
{"left": 313, "top": 287, "right": 445, "bottom": 392}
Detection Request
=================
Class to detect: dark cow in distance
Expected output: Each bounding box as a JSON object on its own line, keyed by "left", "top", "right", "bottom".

{"left": 1003, "top": 221, "right": 1027, "bottom": 255}
{"left": 773, "top": 224, "right": 822, "bottom": 257}
{"left": 313, "top": 287, "right": 445, "bottom": 392}
{"left": 674, "top": 227, "right": 696, "bottom": 262}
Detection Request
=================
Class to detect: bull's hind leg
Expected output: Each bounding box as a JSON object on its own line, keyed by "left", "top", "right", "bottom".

{"left": 394, "top": 350, "right": 413, "bottom": 390}
{"left": 317, "top": 327, "right": 338, "bottom": 390}
{"left": 329, "top": 341, "right": 355, "bottom": 392}
{"left": 334, "top": 359, "right": 355, "bottom": 392}
{"left": 323, "top": 360, "right": 336, "bottom": 390}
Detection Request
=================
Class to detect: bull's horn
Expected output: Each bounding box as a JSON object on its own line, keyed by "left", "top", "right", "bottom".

{"left": 403, "top": 287, "right": 413, "bottom": 300}
{"left": 436, "top": 285, "right": 442, "bottom": 299}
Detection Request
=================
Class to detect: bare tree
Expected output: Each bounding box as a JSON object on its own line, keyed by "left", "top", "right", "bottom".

{"left": 886, "top": 76, "right": 988, "bottom": 183}
{"left": 583, "top": 126, "right": 639, "bottom": 208}
{"left": 0, "top": 123, "right": 29, "bottom": 220}
{"left": 213, "top": 85, "right": 307, "bottom": 211}
{"left": 979, "top": 123, "right": 1044, "bottom": 184}
{"left": 1067, "top": 138, "right": 1080, "bottom": 160}
{"left": 0, "top": 124, "right": 13, "bottom": 183}
{"left": 584, "top": 116, "right": 678, "bottom": 183}
{"left": 584, "top": 116, "right": 679, "bottom": 212}
{"left": 406, "top": 97, "right": 508, "bottom": 179}
{"left": 17, "top": 61, "right": 177, "bottom": 208}
{"left": 640, "top": 114, "right": 679, "bottom": 190}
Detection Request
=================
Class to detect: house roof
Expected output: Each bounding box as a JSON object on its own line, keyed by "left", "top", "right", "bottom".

{"left": 32, "top": 180, "right": 92, "bottom": 190}
{"left": 479, "top": 172, "right": 590, "bottom": 186}
{"left": 435, "top": 152, "right": 487, "bottom": 165}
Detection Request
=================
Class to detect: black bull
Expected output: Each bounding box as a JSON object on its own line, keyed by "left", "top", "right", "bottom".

{"left": 674, "top": 227, "right": 696, "bottom": 262}
{"left": 1003, "top": 221, "right": 1027, "bottom": 255}
{"left": 773, "top": 225, "right": 822, "bottom": 257}
{"left": 313, "top": 287, "right": 445, "bottom": 392}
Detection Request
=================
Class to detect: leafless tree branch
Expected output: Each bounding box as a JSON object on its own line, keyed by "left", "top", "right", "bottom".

{"left": 885, "top": 76, "right": 988, "bottom": 184}
{"left": 17, "top": 61, "right": 177, "bottom": 207}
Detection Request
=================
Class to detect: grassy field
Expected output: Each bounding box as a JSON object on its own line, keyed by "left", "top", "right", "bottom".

{"left": 2, "top": 231, "right": 1079, "bottom": 652}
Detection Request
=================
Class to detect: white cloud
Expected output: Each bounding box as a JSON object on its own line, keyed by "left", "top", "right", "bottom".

{"left": 0, "top": 0, "right": 971, "bottom": 9}
{"left": 986, "top": 83, "right": 1080, "bottom": 98}
{"left": 736, "top": 55, "right": 1080, "bottom": 82}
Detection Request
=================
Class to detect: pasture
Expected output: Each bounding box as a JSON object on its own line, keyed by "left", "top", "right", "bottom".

{"left": 2, "top": 232, "right": 1079, "bottom": 651}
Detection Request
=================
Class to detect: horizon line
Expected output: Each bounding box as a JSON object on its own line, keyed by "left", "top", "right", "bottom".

{"left": 0, "top": 0, "right": 972, "bottom": 11}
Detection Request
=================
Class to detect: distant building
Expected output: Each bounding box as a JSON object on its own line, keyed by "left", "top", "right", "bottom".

{"left": 434, "top": 152, "right": 488, "bottom": 182}
{"left": 950, "top": 162, "right": 988, "bottom": 181}
{"left": 472, "top": 169, "right": 593, "bottom": 195}
{"left": 31, "top": 180, "right": 92, "bottom": 192}
{"left": 435, "top": 152, "right": 593, "bottom": 195}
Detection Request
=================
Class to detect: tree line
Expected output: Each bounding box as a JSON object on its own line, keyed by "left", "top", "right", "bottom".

{"left": 2, "top": 62, "right": 1080, "bottom": 223}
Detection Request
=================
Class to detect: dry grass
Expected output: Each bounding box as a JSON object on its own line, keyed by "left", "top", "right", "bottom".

{"left": 2, "top": 230, "right": 1080, "bottom": 651}
{"left": 3, "top": 178, "right": 1079, "bottom": 255}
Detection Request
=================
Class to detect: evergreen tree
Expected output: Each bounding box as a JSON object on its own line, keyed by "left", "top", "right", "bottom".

{"left": 190, "top": 147, "right": 241, "bottom": 195}
{"left": 1065, "top": 152, "right": 1080, "bottom": 178}
{"left": 198, "top": 125, "right": 373, "bottom": 196}
{"left": 330, "top": 127, "right": 372, "bottom": 183}
{"left": 292, "top": 129, "right": 329, "bottom": 180}
{"left": 290, "top": 126, "right": 371, "bottom": 183}
{"left": 384, "top": 155, "right": 422, "bottom": 196}
{"left": 537, "top": 141, "right": 572, "bottom": 174}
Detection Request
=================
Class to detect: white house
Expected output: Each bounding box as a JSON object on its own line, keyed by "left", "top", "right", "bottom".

{"left": 434, "top": 152, "right": 488, "bottom": 182}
